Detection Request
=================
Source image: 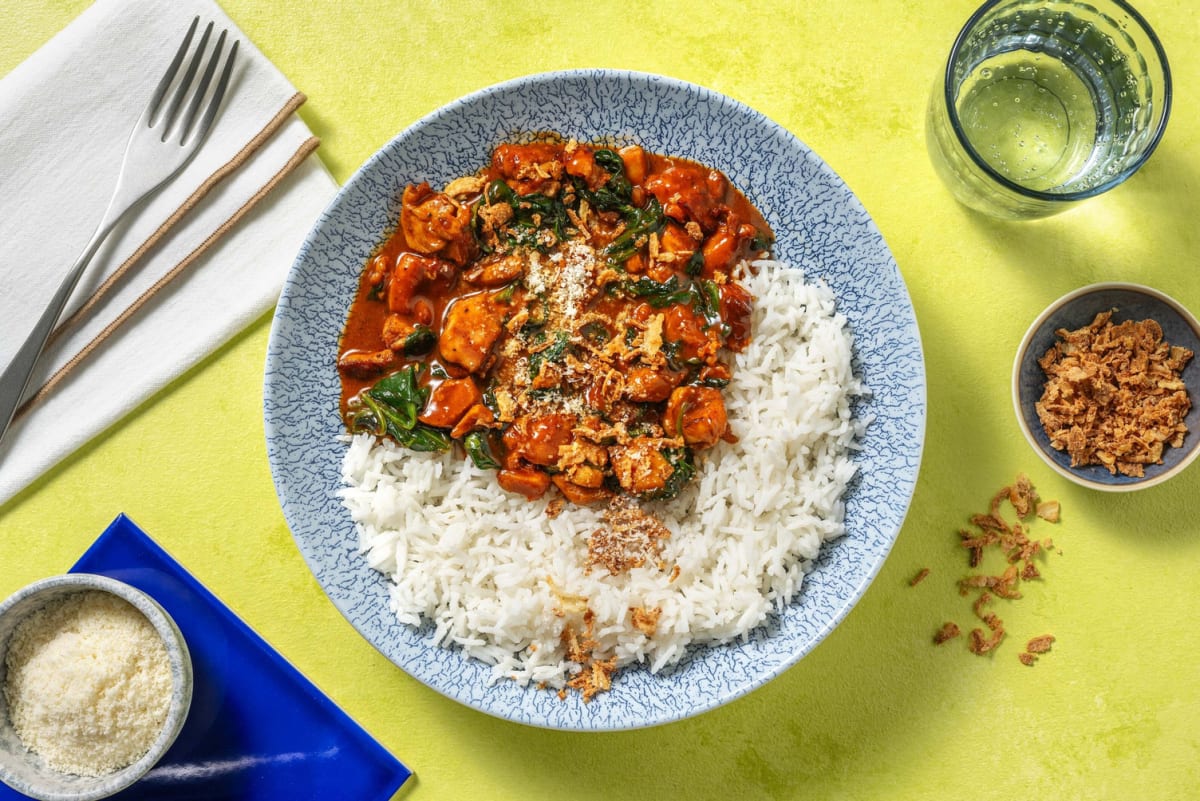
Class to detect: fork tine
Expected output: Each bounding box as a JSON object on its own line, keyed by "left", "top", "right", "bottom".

{"left": 156, "top": 21, "right": 213, "bottom": 137}
{"left": 0, "top": 15, "right": 243, "bottom": 446}
{"left": 176, "top": 29, "right": 227, "bottom": 145}
{"left": 185, "top": 39, "right": 238, "bottom": 148}
{"left": 146, "top": 17, "right": 198, "bottom": 124}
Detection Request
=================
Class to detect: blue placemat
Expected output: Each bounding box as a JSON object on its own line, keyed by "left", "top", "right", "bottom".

{"left": 1, "top": 514, "right": 411, "bottom": 800}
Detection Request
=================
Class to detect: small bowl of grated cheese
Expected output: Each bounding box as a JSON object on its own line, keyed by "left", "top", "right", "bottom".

{"left": 0, "top": 574, "right": 192, "bottom": 801}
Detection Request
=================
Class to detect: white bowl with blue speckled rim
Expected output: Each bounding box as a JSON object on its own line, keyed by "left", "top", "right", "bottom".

{"left": 264, "top": 69, "right": 926, "bottom": 730}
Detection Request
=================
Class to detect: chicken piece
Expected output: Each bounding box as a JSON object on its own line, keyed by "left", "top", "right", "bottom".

{"left": 388, "top": 252, "right": 452, "bottom": 313}
{"left": 417, "top": 377, "right": 481, "bottom": 429}
{"left": 609, "top": 438, "right": 674, "bottom": 495}
{"left": 552, "top": 474, "right": 610, "bottom": 505}
{"left": 663, "top": 303, "right": 719, "bottom": 364}
{"left": 364, "top": 252, "right": 389, "bottom": 288}
{"left": 400, "top": 183, "right": 473, "bottom": 264}
{"left": 698, "top": 362, "right": 732, "bottom": 385}
{"left": 463, "top": 253, "right": 525, "bottom": 287}
{"left": 450, "top": 402, "right": 495, "bottom": 439}
{"left": 337, "top": 348, "right": 397, "bottom": 379}
{"left": 387, "top": 253, "right": 423, "bottom": 313}
{"left": 410, "top": 296, "right": 436, "bottom": 328}
{"left": 627, "top": 300, "right": 658, "bottom": 325}
{"left": 658, "top": 221, "right": 698, "bottom": 260}
{"left": 718, "top": 282, "right": 754, "bottom": 351}
{"left": 701, "top": 227, "right": 739, "bottom": 276}
{"left": 623, "top": 365, "right": 683, "bottom": 403}
{"left": 663, "top": 386, "right": 728, "bottom": 449}
{"left": 643, "top": 162, "right": 725, "bottom": 232}
{"left": 497, "top": 467, "right": 551, "bottom": 500}
{"left": 563, "top": 145, "right": 606, "bottom": 190}
{"left": 618, "top": 144, "right": 648, "bottom": 185}
{"left": 563, "top": 463, "right": 606, "bottom": 489}
{"left": 643, "top": 260, "right": 676, "bottom": 284}
{"left": 623, "top": 251, "right": 647, "bottom": 275}
{"left": 439, "top": 291, "right": 504, "bottom": 374}
{"left": 702, "top": 220, "right": 761, "bottom": 278}
{"left": 490, "top": 142, "right": 565, "bottom": 195}
{"left": 443, "top": 175, "right": 486, "bottom": 198}
{"left": 503, "top": 414, "right": 575, "bottom": 467}
{"left": 381, "top": 314, "right": 415, "bottom": 350}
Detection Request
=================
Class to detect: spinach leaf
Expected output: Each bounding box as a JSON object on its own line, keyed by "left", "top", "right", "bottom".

{"left": 402, "top": 326, "right": 437, "bottom": 357}
{"left": 477, "top": 179, "right": 571, "bottom": 253}
{"left": 750, "top": 230, "right": 775, "bottom": 252}
{"left": 580, "top": 321, "right": 611, "bottom": 344}
{"left": 621, "top": 274, "right": 699, "bottom": 309}
{"left": 527, "top": 330, "right": 570, "bottom": 378}
{"left": 622, "top": 274, "right": 681, "bottom": 299}
{"left": 481, "top": 178, "right": 518, "bottom": 209}
{"left": 366, "top": 366, "right": 426, "bottom": 429}
{"left": 395, "top": 424, "right": 452, "bottom": 452}
{"left": 699, "top": 373, "right": 730, "bottom": 389}
{"left": 661, "top": 338, "right": 690, "bottom": 371}
{"left": 463, "top": 431, "right": 500, "bottom": 470}
{"left": 585, "top": 149, "right": 634, "bottom": 211}
{"left": 646, "top": 289, "right": 695, "bottom": 308}
{"left": 603, "top": 197, "right": 666, "bottom": 264}
{"left": 522, "top": 295, "right": 549, "bottom": 332}
{"left": 348, "top": 365, "right": 451, "bottom": 453}
{"left": 496, "top": 282, "right": 519, "bottom": 303}
{"left": 693, "top": 279, "right": 722, "bottom": 320}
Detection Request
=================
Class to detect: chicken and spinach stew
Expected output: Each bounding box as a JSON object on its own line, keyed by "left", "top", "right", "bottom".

{"left": 336, "top": 138, "right": 772, "bottom": 505}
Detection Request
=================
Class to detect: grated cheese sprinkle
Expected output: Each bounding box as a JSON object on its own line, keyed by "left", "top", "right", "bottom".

{"left": 533, "top": 241, "right": 598, "bottom": 322}
{"left": 3, "top": 590, "right": 172, "bottom": 776}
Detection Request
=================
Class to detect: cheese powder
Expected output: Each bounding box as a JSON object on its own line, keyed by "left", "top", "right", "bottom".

{"left": 3, "top": 591, "right": 172, "bottom": 776}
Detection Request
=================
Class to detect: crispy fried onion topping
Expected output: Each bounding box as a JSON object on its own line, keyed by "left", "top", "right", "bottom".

{"left": 1036, "top": 311, "right": 1192, "bottom": 477}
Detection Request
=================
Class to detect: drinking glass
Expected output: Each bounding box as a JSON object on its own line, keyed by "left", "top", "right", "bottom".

{"left": 926, "top": 0, "right": 1171, "bottom": 220}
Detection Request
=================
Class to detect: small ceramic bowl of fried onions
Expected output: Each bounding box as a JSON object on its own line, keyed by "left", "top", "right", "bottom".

{"left": 1013, "top": 282, "right": 1200, "bottom": 491}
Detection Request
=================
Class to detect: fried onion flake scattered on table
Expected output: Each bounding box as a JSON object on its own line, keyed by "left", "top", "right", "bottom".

{"left": 926, "top": 475, "right": 1061, "bottom": 663}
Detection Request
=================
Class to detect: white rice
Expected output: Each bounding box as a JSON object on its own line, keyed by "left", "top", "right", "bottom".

{"left": 338, "top": 260, "right": 866, "bottom": 688}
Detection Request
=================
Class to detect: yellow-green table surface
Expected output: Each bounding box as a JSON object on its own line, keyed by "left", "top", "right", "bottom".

{"left": 4, "top": 2, "right": 1199, "bottom": 799}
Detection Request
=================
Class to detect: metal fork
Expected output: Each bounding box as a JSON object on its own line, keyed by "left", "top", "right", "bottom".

{"left": 0, "top": 18, "right": 238, "bottom": 447}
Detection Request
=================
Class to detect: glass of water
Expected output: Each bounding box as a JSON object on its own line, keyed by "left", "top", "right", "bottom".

{"left": 926, "top": 0, "right": 1171, "bottom": 220}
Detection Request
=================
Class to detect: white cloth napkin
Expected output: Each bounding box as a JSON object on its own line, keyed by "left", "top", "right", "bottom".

{"left": 0, "top": 0, "right": 338, "bottom": 504}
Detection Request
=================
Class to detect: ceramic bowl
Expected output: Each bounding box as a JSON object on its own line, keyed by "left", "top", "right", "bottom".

{"left": 1013, "top": 282, "right": 1200, "bottom": 491}
{"left": 265, "top": 69, "right": 926, "bottom": 729}
{"left": 0, "top": 574, "right": 193, "bottom": 801}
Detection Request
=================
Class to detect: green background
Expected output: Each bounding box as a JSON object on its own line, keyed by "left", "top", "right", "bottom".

{"left": 4, "top": 1, "right": 1199, "bottom": 798}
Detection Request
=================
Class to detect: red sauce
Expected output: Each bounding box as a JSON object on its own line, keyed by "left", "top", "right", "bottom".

{"left": 336, "top": 138, "right": 772, "bottom": 505}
